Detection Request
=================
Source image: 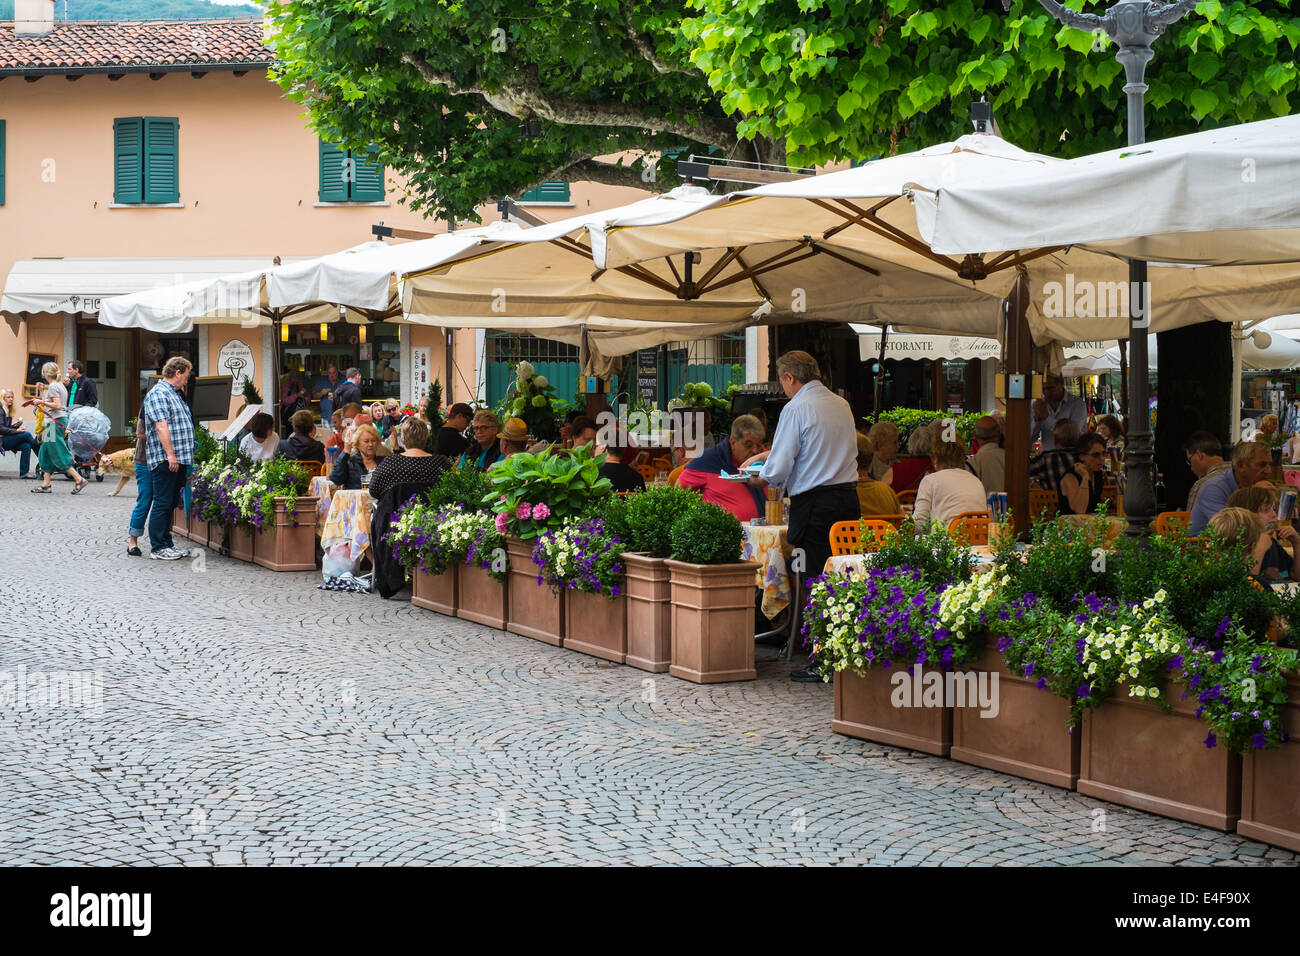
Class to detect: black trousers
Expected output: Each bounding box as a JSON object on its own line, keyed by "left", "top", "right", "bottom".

{"left": 788, "top": 482, "right": 860, "bottom": 584}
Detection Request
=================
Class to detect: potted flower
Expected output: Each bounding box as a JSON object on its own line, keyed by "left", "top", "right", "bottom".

{"left": 497, "top": 360, "right": 560, "bottom": 443}
{"left": 621, "top": 486, "right": 698, "bottom": 672}
{"left": 485, "top": 444, "right": 612, "bottom": 646}
{"left": 387, "top": 501, "right": 463, "bottom": 615}
{"left": 665, "top": 500, "right": 758, "bottom": 683}
{"left": 246, "top": 458, "right": 316, "bottom": 572}
{"left": 533, "top": 513, "right": 628, "bottom": 663}
{"left": 195, "top": 460, "right": 255, "bottom": 561}
{"left": 459, "top": 514, "right": 510, "bottom": 629}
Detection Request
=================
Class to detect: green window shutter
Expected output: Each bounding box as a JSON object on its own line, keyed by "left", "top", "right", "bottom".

{"left": 520, "top": 181, "right": 570, "bottom": 203}
{"left": 318, "top": 139, "right": 349, "bottom": 202}
{"left": 0, "top": 120, "right": 6, "bottom": 206}
{"left": 349, "top": 149, "right": 384, "bottom": 202}
{"left": 143, "top": 117, "right": 179, "bottom": 203}
{"left": 113, "top": 117, "right": 144, "bottom": 204}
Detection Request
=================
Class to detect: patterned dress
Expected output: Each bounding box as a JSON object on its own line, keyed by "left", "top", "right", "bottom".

{"left": 37, "top": 381, "right": 73, "bottom": 472}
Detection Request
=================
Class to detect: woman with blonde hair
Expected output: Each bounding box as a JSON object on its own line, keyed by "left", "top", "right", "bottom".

{"left": 30, "top": 362, "right": 86, "bottom": 494}
{"left": 329, "top": 422, "right": 389, "bottom": 490}
{"left": 0, "top": 387, "right": 39, "bottom": 479}
{"left": 912, "top": 437, "right": 986, "bottom": 530}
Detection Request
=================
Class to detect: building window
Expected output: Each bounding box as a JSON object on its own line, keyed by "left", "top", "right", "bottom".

{"left": 113, "top": 117, "right": 179, "bottom": 204}
{"left": 318, "top": 140, "right": 385, "bottom": 202}
{"left": 518, "top": 181, "right": 571, "bottom": 205}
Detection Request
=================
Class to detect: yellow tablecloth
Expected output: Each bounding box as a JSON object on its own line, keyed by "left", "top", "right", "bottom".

{"left": 321, "top": 489, "right": 375, "bottom": 562}
{"left": 309, "top": 477, "right": 337, "bottom": 535}
{"left": 741, "top": 523, "right": 792, "bottom": 619}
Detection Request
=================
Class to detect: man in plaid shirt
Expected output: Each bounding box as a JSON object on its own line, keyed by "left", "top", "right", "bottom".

{"left": 142, "top": 356, "right": 195, "bottom": 560}
{"left": 1029, "top": 420, "right": 1081, "bottom": 495}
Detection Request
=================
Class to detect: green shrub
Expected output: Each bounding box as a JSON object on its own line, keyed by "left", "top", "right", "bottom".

{"left": 867, "top": 521, "right": 978, "bottom": 588}
{"left": 483, "top": 444, "right": 612, "bottom": 539}
{"left": 426, "top": 459, "right": 494, "bottom": 512}
{"left": 670, "top": 500, "right": 743, "bottom": 565}
{"left": 625, "top": 485, "right": 699, "bottom": 557}
{"left": 862, "top": 408, "right": 986, "bottom": 444}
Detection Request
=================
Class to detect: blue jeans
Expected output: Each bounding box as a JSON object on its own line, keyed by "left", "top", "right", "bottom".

{"left": 1, "top": 432, "right": 37, "bottom": 475}
{"left": 129, "top": 462, "right": 153, "bottom": 537}
{"left": 148, "top": 462, "right": 188, "bottom": 553}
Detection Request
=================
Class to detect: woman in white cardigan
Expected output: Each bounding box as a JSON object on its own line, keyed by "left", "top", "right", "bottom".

{"left": 912, "top": 436, "right": 989, "bottom": 531}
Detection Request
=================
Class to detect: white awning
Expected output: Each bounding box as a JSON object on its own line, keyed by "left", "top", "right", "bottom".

{"left": 850, "top": 324, "right": 1111, "bottom": 363}
{"left": 1, "top": 257, "right": 291, "bottom": 317}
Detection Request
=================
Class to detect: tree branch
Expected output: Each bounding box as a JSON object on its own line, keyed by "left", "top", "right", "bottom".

{"left": 401, "top": 50, "right": 739, "bottom": 153}
{"left": 621, "top": 5, "right": 704, "bottom": 78}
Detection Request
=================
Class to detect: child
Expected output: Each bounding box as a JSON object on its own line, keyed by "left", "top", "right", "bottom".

{"left": 1224, "top": 486, "right": 1300, "bottom": 582}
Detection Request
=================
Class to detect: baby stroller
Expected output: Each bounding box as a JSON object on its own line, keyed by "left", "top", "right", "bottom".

{"left": 39, "top": 406, "right": 111, "bottom": 481}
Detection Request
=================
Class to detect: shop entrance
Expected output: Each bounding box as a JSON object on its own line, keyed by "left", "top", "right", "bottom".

{"left": 84, "top": 328, "right": 129, "bottom": 432}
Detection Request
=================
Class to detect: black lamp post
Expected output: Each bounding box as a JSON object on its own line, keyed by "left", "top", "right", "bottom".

{"left": 1009, "top": 0, "right": 1198, "bottom": 537}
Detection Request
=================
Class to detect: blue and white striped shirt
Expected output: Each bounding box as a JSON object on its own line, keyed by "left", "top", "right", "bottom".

{"left": 760, "top": 380, "right": 857, "bottom": 496}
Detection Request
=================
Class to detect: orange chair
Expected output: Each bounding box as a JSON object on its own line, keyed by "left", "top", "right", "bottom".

{"left": 948, "top": 511, "right": 992, "bottom": 545}
{"left": 874, "top": 513, "right": 907, "bottom": 529}
{"left": 1028, "top": 487, "right": 1058, "bottom": 522}
{"left": 829, "top": 520, "right": 862, "bottom": 556}
{"left": 636, "top": 463, "right": 658, "bottom": 483}
{"left": 1154, "top": 510, "right": 1190, "bottom": 536}
{"left": 667, "top": 464, "right": 686, "bottom": 487}
{"left": 896, "top": 489, "right": 917, "bottom": 507}
{"left": 295, "top": 460, "right": 328, "bottom": 478}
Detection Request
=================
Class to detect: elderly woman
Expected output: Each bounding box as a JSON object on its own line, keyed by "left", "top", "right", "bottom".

{"left": 458, "top": 409, "right": 504, "bottom": 470}
{"left": 1059, "top": 431, "right": 1108, "bottom": 516}
{"left": 329, "top": 423, "right": 389, "bottom": 490}
{"left": 912, "top": 437, "right": 987, "bottom": 530}
{"left": 367, "top": 418, "right": 452, "bottom": 502}
{"left": 31, "top": 362, "right": 87, "bottom": 494}
{"left": 855, "top": 433, "right": 902, "bottom": 518}
{"left": 0, "top": 388, "right": 38, "bottom": 479}
{"left": 866, "top": 421, "right": 900, "bottom": 482}
{"left": 886, "top": 426, "right": 935, "bottom": 493}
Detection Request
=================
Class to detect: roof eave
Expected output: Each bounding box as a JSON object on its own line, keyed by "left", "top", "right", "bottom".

{"left": 0, "top": 61, "right": 272, "bottom": 77}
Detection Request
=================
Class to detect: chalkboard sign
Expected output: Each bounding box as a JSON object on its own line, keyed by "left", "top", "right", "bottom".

{"left": 635, "top": 348, "right": 658, "bottom": 405}
{"left": 26, "top": 353, "right": 56, "bottom": 387}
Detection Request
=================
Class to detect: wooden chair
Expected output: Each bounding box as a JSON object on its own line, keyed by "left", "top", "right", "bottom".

{"left": 1028, "top": 487, "right": 1058, "bottom": 522}
{"left": 948, "top": 511, "right": 992, "bottom": 545}
{"left": 829, "top": 520, "right": 862, "bottom": 556}
{"left": 895, "top": 489, "right": 917, "bottom": 506}
{"left": 295, "top": 460, "right": 328, "bottom": 478}
{"left": 1154, "top": 510, "right": 1190, "bottom": 536}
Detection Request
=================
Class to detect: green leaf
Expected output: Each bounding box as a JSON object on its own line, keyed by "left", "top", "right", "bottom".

{"left": 1226, "top": 13, "right": 1255, "bottom": 36}
{"left": 904, "top": 11, "right": 939, "bottom": 38}
{"left": 1196, "top": 0, "right": 1222, "bottom": 21}
{"left": 836, "top": 89, "right": 861, "bottom": 120}
{"left": 1188, "top": 87, "right": 1220, "bottom": 117}
{"left": 1187, "top": 50, "right": 1219, "bottom": 83}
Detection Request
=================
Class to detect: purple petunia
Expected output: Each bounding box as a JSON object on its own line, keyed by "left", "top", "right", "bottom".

{"left": 1203, "top": 731, "right": 1217, "bottom": 749}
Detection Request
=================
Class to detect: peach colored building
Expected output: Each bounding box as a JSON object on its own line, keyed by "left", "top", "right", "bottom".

{"left": 0, "top": 3, "right": 767, "bottom": 457}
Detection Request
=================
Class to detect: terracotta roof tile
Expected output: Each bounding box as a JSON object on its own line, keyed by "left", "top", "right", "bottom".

{"left": 0, "top": 19, "right": 272, "bottom": 72}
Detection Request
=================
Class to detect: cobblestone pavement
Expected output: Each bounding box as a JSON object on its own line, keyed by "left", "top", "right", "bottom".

{"left": 0, "top": 477, "right": 1294, "bottom": 866}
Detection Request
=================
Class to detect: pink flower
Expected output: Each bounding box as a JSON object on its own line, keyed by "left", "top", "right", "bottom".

{"left": 494, "top": 512, "right": 509, "bottom": 533}
{"left": 516, "top": 502, "right": 533, "bottom": 521}
{"left": 531, "top": 502, "right": 551, "bottom": 520}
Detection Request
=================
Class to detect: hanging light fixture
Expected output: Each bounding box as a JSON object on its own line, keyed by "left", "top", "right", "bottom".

{"left": 358, "top": 325, "right": 366, "bottom": 344}
{"left": 280, "top": 323, "right": 288, "bottom": 342}
{"left": 320, "top": 322, "right": 329, "bottom": 341}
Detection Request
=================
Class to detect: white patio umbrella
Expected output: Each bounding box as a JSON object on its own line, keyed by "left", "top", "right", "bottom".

{"left": 920, "top": 113, "right": 1300, "bottom": 267}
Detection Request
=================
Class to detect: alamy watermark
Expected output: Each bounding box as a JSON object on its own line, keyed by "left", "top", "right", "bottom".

{"left": 1041, "top": 276, "right": 1151, "bottom": 327}
{"left": 0, "top": 665, "right": 103, "bottom": 716}
{"left": 890, "top": 663, "right": 999, "bottom": 718}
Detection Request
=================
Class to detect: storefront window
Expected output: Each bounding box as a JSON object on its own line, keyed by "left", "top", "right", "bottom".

{"left": 283, "top": 322, "right": 400, "bottom": 402}
{"left": 139, "top": 333, "right": 198, "bottom": 408}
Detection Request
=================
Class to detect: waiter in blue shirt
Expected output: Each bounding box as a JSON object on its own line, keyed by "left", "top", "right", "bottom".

{"left": 745, "top": 351, "right": 859, "bottom": 682}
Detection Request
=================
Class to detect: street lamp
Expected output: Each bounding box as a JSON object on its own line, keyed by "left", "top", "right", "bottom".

{"left": 1008, "top": 0, "right": 1199, "bottom": 538}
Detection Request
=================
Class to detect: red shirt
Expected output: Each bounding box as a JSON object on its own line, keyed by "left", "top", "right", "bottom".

{"left": 889, "top": 456, "right": 934, "bottom": 494}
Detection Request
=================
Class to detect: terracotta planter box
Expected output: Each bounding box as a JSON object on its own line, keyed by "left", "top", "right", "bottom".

{"left": 227, "top": 524, "right": 254, "bottom": 562}
{"left": 950, "top": 646, "right": 1081, "bottom": 789}
{"left": 1079, "top": 681, "right": 1242, "bottom": 830}
{"left": 253, "top": 496, "right": 319, "bottom": 572}
{"left": 171, "top": 506, "right": 188, "bottom": 540}
{"left": 1238, "top": 672, "right": 1300, "bottom": 851}
{"left": 564, "top": 589, "right": 627, "bottom": 664}
{"left": 188, "top": 510, "right": 207, "bottom": 544}
{"left": 624, "top": 553, "right": 672, "bottom": 673}
{"left": 457, "top": 562, "right": 507, "bottom": 629}
{"left": 505, "top": 537, "right": 564, "bottom": 646}
{"left": 666, "top": 559, "right": 758, "bottom": 683}
{"left": 412, "top": 564, "right": 458, "bottom": 616}
{"left": 833, "top": 666, "right": 952, "bottom": 757}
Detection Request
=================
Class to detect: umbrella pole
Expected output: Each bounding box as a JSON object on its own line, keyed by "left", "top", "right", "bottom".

{"left": 1119, "top": 339, "right": 1129, "bottom": 423}
{"left": 873, "top": 324, "right": 888, "bottom": 415}
{"left": 272, "top": 311, "right": 283, "bottom": 435}
{"left": 1230, "top": 322, "right": 1243, "bottom": 443}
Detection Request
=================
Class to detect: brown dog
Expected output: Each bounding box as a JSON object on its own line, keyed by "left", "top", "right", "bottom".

{"left": 97, "top": 448, "right": 135, "bottom": 496}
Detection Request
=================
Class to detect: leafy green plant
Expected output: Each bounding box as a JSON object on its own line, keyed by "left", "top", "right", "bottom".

{"left": 532, "top": 515, "right": 627, "bottom": 598}
{"left": 483, "top": 444, "right": 612, "bottom": 539}
{"left": 623, "top": 484, "right": 699, "bottom": 557}
{"left": 669, "top": 499, "right": 743, "bottom": 565}
{"left": 862, "top": 408, "right": 987, "bottom": 444}
{"left": 426, "top": 459, "right": 495, "bottom": 512}
{"left": 1182, "top": 628, "right": 1293, "bottom": 754}
{"left": 866, "top": 521, "right": 978, "bottom": 589}
{"left": 239, "top": 377, "right": 263, "bottom": 407}
{"left": 495, "top": 360, "right": 560, "bottom": 442}
{"left": 994, "top": 511, "right": 1117, "bottom": 611}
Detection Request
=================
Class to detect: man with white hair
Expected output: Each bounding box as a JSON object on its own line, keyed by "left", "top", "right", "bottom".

{"left": 1030, "top": 373, "right": 1087, "bottom": 451}
{"left": 749, "top": 351, "right": 858, "bottom": 682}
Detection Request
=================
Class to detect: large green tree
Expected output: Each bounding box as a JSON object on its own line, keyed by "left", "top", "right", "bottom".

{"left": 270, "top": 0, "right": 1298, "bottom": 222}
